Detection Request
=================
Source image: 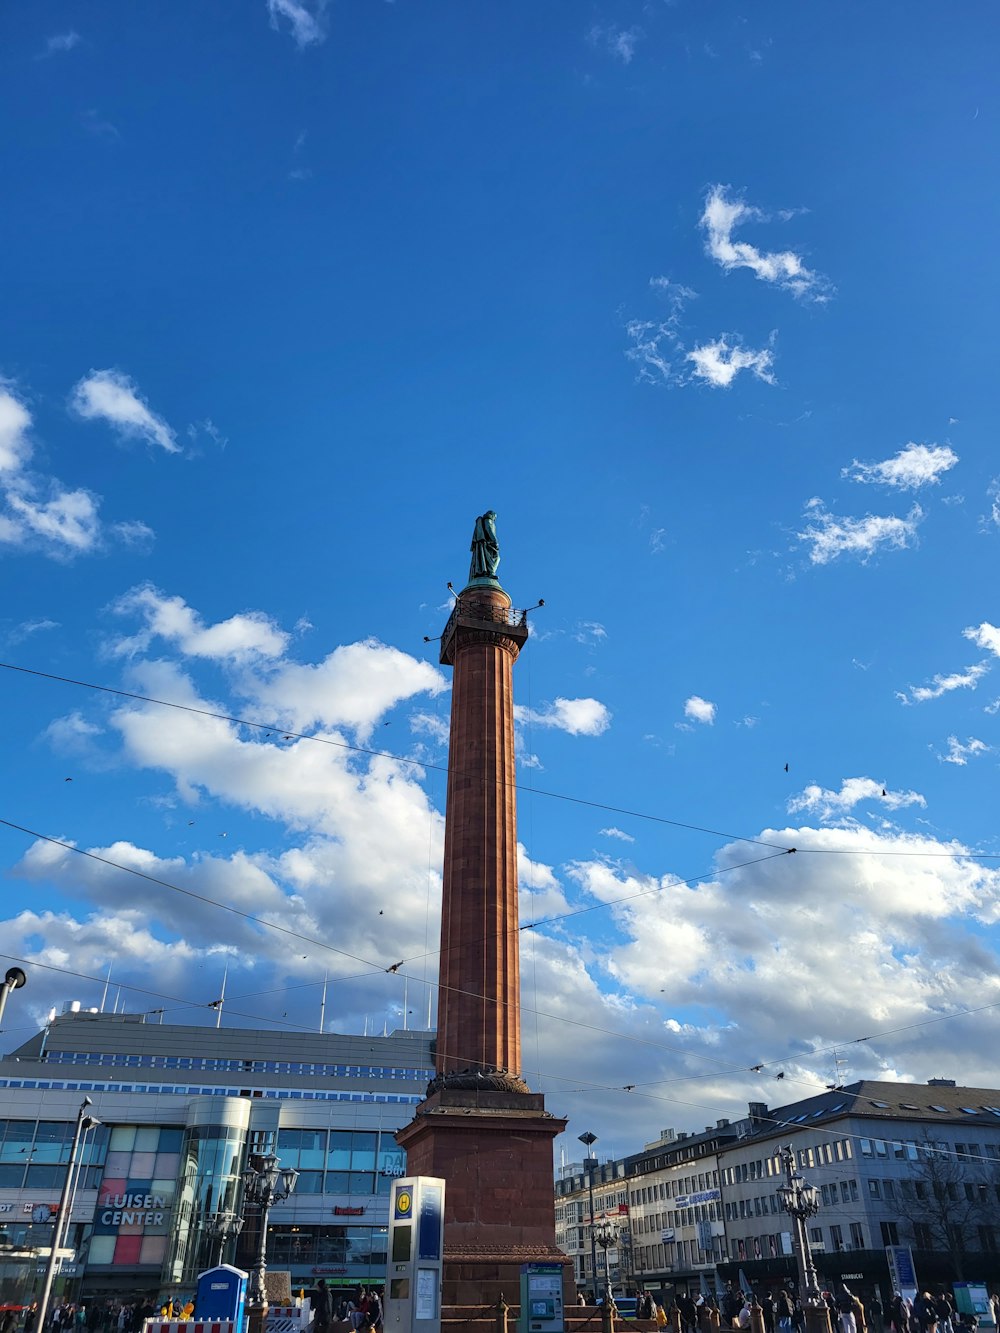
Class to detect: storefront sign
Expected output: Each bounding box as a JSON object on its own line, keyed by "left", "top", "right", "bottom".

{"left": 333, "top": 1206, "right": 365, "bottom": 1216}
{"left": 311, "top": 1267, "right": 348, "bottom": 1276}
{"left": 98, "top": 1192, "right": 167, "bottom": 1226}
{"left": 675, "top": 1189, "right": 720, "bottom": 1208}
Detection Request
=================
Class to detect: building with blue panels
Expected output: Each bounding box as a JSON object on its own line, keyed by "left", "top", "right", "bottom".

{"left": 0, "top": 1006, "right": 435, "bottom": 1304}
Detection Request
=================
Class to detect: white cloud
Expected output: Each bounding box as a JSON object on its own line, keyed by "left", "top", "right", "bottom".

{"left": 600, "top": 827, "right": 635, "bottom": 843}
{"left": 70, "top": 369, "right": 178, "bottom": 454}
{"left": 409, "top": 713, "right": 449, "bottom": 746}
{"left": 111, "top": 584, "right": 290, "bottom": 662}
{"left": 686, "top": 335, "right": 775, "bottom": 388}
{"left": 267, "top": 0, "right": 329, "bottom": 46}
{"left": 983, "top": 479, "right": 1000, "bottom": 530}
{"left": 797, "top": 498, "right": 922, "bottom": 565}
{"left": 112, "top": 519, "right": 156, "bottom": 549}
{"left": 587, "top": 23, "right": 643, "bottom": 63}
{"left": 4, "top": 487, "right": 101, "bottom": 553}
{"left": 896, "top": 661, "right": 990, "bottom": 705}
{"left": 574, "top": 621, "right": 607, "bottom": 643}
{"left": 518, "top": 752, "right": 544, "bottom": 770}
{"left": 844, "top": 442, "right": 959, "bottom": 490}
{"left": 964, "top": 622, "right": 1000, "bottom": 659}
{"left": 788, "top": 776, "right": 926, "bottom": 821}
{"left": 683, "top": 695, "right": 716, "bottom": 725}
{"left": 936, "top": 736, "right": 990, "bottom": 766}
{"left": 700, "top": 185, "right": 832, "bottom": 301}
{"left": 649, "top": 528, "right": 666, "bottom": 554}
{"left": 626, "top": 323, "right": 776, "bottom": 390}
{"left": 515, "top": 697, "right": 612, "bottom": 737}
{"left": 0, "top": 386, "right": 32, "bottom": 474}
{"left": 43, "top": 31, "right": 81, "bottom": 55}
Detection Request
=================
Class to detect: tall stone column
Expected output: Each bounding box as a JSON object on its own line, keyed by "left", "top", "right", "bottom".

{"left": 396, "top": 517, "right": 570, "bottom": 1308}
{"left": 435, "top": 582, "right": 526, "bottom": 1082}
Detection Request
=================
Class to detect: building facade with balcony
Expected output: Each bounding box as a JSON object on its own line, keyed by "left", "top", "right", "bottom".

{"left": 0, "top": 1007, "right": 435, "bottom": 1305}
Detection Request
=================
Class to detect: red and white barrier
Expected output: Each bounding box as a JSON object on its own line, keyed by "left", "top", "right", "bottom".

{"left": 144, "top": 1322, "right": 236, "bottom": 1333}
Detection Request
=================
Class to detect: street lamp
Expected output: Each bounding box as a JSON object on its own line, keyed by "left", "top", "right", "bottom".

{"left": 594, "top": 1217, "right": 618, "bottom": 1308}
{"left": 578, "top": 1132, "right": 599, "bottom": 1300}
{"left": 776, "top": 1146, "right": 830, "bottom": 1333}
{"left": 203, "top": 1211, "right": 245, "bottom": 1267}
{"left": 35, "top": 1098, "right": 101, "bottom": 1333}
{"left": 0, "top": 967, "right": 26, "bottom": 1029}
{"left": 241, "top": 1153, "right": 299, "bottom": 1308}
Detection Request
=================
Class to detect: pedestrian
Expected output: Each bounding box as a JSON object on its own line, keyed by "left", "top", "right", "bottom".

{"left": 775, "top": 1289, "right": 795, "bottom": 1333}
{"left": 935, "top": 1295, "right": 954, "bottom": 1333}
{"left": 889, "top": 1296, "right": 908, "bottom": 1333}
{"left": 313, "top": 1280, "right": 332, "bottom": 1333}
{"left": 577, "top": 1295, "right": 587, "bottom": 1308}
{"left": 912, "top": 1295, "right": 937, "bottom": 1333}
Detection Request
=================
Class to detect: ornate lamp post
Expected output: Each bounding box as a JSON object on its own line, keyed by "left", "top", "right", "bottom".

{"left": 579, "top": 1132, "right": 599, "bottom": 1300}
{"left": 242, "top": 1154, "right": 299, "bottom": 1309}
{"left": 204, "top": 1210, "right": 245, "bottom": 1267}
{"left": 594, "top": 1217, "right": 618, "bottom": 1308}
{"left": 776, "top": 1146, "right": 830, "bottom": 1333}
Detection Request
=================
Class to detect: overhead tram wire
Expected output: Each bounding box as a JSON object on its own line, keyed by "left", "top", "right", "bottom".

{"left": 5, "top": 949, "right": 986, "bottom": 1171}
{"left": 3, "top": 658, "right": 999, "bottom": 862}
{"left": 5, "top": 935, "right": 998, "bottom": 1155}
{"left": 0, "top": 832, "right": 795, "bottom": 1082}
{"left": 0, "top": 817, "right": 795, "bottom": 1079}
{"left": 0, "top": 659, "right": 791, "bottom": 853}
{"left": 3, "top": 816, "right": 998, "bottom": 1101}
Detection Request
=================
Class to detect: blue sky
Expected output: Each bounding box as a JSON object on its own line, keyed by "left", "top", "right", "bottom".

{"left": 1, "top": 0, "right": 1000, "bottom": 1154}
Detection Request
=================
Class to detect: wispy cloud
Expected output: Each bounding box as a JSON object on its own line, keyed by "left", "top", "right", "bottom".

{"left": 40, "top": 31, "right": 81, "bottom": 57}
{"left": 70, "top": 369, "right": 178, "bottom": 454}
{"left": 600, "top": 827, "right": 635, "bottom": 843}
{"left": 788, "top": 776, "right": 926, "bottom": 820}
{"left": 515, "top": 697, "right": 611, "bottom": 737}
{"left": 574, "top": 621, "right": 607, "bottom": 644}
{"left": 700, "top": 184, "right": 832, "bottom": 302}
{"left": 587, "top": 23, "right": 643, "bottom": 64}
{"left": 267, "top": 0, "right": 329, "bottom": 47}
{"left": 649, "top": 528, "right": 666, "bottom": 555}
{"left": 797, "top": 498, "right": 922, "bottom": 565}
{"left": 896, "top": 661, "right": 990, "bottom": 705}
{"left": 844, "top": 442, "right": 959, "bottom": 490}
{"left": 935, "top": 735, "right": 990, "bottom": 766}
{"left": 626, "top": 321, "right": 776, "bottom": 390}
{"left": 81, "top": 109, "right": 120, "bottom": 141}
{"left": 683, "top": 695, "right": 716, "bottom": 725}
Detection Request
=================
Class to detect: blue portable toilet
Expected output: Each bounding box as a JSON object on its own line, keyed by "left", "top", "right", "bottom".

{"left": 195, "top": 1264, "right": 249, "bottom": 1326}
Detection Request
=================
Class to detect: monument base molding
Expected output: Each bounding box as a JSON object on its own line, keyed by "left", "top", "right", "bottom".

{"left": 395, "top": 1089, "right": 573, "bottom": 1307}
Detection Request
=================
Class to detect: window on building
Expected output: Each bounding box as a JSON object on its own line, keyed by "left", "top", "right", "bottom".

{"left": 830, "top": 1225, "right": 844, "bottom": 1252}
{"left": 868, "top": 1180, "right": 881, "bottom": 1199}
{"left": 849, "top": 1223, "right": 864, "bottom": 1249}
{"left": 884, "top": 1179, "right": 895, "bottom": 1200}
{"left": 880, "top": 1221, "right": 899, "bottom": 1247}
{"left": 860, "top": 1139, "right": 873, "bottom": 1157}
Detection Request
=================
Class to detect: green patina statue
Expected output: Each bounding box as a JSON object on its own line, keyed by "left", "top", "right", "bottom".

{"left": 468, "top": 510, "right": 500, "bottom": 582}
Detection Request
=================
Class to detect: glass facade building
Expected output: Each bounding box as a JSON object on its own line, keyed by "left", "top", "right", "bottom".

{"left": 0, "top": 1008, "right": 434, "bottom": 1303}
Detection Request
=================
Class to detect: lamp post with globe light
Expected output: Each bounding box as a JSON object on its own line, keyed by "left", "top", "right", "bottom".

{"left": 203, "top": 1210, "right": 245, "bottom": 1267}
{"left": 594, "top": 1217, "right": 618, "bottom": 1308}
{"left": 242, "top": 1154, "right": 298, "bottom": 1310}
{"left": 776, "top": 1146, "right": 831, "bottom": 1333}
{"left": 0, "top": 968, "right": 26, "bottom": 1029}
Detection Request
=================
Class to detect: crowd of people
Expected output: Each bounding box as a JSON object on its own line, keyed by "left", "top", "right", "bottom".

{"left": 573, "top": 1283, "right": 1000, "bottom": 1333}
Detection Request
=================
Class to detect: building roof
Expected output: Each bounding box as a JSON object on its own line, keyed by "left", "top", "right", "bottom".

{"left": 749, "top": 1079, "right": 1000, "bottom": 1141}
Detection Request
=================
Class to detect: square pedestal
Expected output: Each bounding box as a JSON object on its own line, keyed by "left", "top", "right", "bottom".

{"left": 395, "top": 1088, "right": 573, "bottom": 1308}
